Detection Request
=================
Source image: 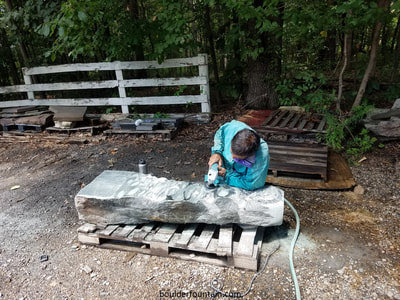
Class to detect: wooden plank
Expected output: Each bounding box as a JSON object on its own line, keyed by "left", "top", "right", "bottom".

{"left": 0, "top": 95, "right": 208, "bottom": 108}
{"left": 23, "top": 55, "right": 207, "bottom": 76}
{"left": 297, "top": 119, "right": 307, "bottom": 130}
{"left": 279, "top": 111, "right": 295, "bottom": 128}
{"left": 229, "top": 242, "right": 258, "bottom": 271}
{"left": 77, "top": 223, "right": 97, "bottom": 233}
{"left": 288, "top": 113, "right": 302, "bottom": 129}
{"left": 198, "top": 54, "right": 211, "bottom": 113}
{"left": 189, "top": 224, "right": 216, "bottom": 250}
{"left": 252, "top": 227, "right": 265, "bottom": 259}
{"left": 115, "top": 69, "right": 128, "bottom": 113}
{"left": 128, "top": 223, "right": 157, "bottom": 241}
{"left": 268, "top": 142, "right": 328, "bottom": 152}
{"left": 271, "top": 154, "right": 328, "bottom": 166}
{"left": 0, "top": 81, "right": 118, "bottom": 94}
{"left": 78, "top": 232, "right": 100, "bottom": 245}
{"left": 235, "top": 226, "right": 258, "bottom": 257}
{"left": 270, "top": 110, "right": 288, "bottom": 127}
{"left": 112, "top": 225, "right": 137, "bottom": 238}
{"left": 317, "top": 117, "right": 327, "bottom": 131}
{"left": 206, "top": 238, "right": 219, "bottom": 253}
{"left": 97, "top": 225, "right": 119, "bottom": 236}
{"left": 270, "top": 148, "right": 328, "bottom": 159}
{"left": 217, "top": 225, "right": 233, "bottom": 256}
{"left": 150, "top": 223, "right": 178, "bottom": 243}
{"left": 121, "top": 76, "right": 207, "bottom": 88}
{"left": 173, "top": 224, "right": 198, "bottom": 247}
{"left": 269, "top": 161, "right": 327, "bottom": 176}
{"left": 261, "top": 110, "right": 279, "bottom": 126}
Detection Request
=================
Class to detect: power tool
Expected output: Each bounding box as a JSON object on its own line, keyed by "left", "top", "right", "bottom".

{"left": 205, "top": 163, "right": 219, "bottom": 189}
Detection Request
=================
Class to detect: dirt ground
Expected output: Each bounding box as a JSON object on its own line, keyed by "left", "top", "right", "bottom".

{"left": 0, "top": 114, "right": 399, "bottom": 300}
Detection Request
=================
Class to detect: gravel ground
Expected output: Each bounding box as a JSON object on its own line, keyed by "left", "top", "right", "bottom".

{"left": 0, "top": 118, "right": 399, "bottom": 300}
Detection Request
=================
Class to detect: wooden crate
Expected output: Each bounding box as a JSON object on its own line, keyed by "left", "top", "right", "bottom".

{"left": 268, "top": 141, "right": 328, "bottom": 181}
{"left": 77, "top": 222, "right": 264, "bottom": 271}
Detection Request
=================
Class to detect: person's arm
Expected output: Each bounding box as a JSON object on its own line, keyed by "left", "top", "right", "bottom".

{"left": 209, "top": 123, "right": 228, "bottom": 169}
{"left": 211, "top": 124, "right": 225, "bottom": 155}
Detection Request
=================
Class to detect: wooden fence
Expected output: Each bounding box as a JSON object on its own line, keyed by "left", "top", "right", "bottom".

{"left": 0, "top": 54, "right": 210, "bottom": 113}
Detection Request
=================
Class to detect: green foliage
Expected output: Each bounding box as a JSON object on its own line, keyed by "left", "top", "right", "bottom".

{"left": 38, "top": 0, "right": 137, "bottom": 60}
{"left": 153, "top": 112, "right": 169, "bottom": 119}
{"left": 105, "top": 106, "right": 117, "bottom": 114}
{"left": 174, "top": 85, "right": 187, "bottom": 96}
{"left": 384, "top": 84, "right": 400, "bottom": 101}
{"left": 319, "top": 104, "right": 376, "bottom": 160}
{"left": 346, "top": 128, "right": 377, "bottom": 161}
{"left": 276, "top": 71, "right": 335, "bottom": 112}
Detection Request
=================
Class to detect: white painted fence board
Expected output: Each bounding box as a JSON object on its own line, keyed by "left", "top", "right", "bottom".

{"left": 121, "top": 76, "right": 207, "bottom": 88}
{"left": 0, "top": 95, "right": 207, "bottom": 108}
{"left": 23, "top": 56, "right": 207, "bottom": 76}
{"left": 0, "top": 77, "right": 206, "bottom": 93}
{"left": 0, "top": 81, "right": 119, "bottom": 93}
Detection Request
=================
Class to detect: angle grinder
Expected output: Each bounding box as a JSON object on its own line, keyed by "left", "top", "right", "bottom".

{"left": 205, "top": 163, "right": 219, "bottom": 189}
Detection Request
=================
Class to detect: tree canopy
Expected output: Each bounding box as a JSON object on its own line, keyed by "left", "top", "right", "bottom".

{"left": 1, "top": 0, "right": 400, "bottom": 116}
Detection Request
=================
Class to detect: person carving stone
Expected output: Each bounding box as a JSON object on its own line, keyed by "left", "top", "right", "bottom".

{"left": 208, "top": 120, "right": 269, "bottom": 191}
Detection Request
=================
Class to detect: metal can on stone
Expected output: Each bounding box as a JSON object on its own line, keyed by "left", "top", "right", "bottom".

{"left": 138, "top": 159, "right": 148, "bottom": 174}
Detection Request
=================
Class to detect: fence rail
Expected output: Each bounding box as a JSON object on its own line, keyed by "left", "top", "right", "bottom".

{"left": 0, "top": 54, "right": 210, "bottom": 113}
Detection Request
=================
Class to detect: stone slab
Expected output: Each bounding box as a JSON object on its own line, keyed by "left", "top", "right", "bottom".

{"left": 75, "top": 171, "right": 284, "bottom": 227}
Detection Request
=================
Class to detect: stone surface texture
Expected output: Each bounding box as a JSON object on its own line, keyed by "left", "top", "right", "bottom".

{"left": 75, "top": 170, "right": 284, "bottom": 227}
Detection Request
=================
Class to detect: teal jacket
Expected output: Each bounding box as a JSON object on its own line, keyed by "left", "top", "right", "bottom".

{"left": 211, "top": 120, "right": 269, "bottom": 190}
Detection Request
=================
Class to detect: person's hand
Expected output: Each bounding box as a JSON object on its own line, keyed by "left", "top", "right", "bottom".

{"left": 208, "top": 153, "right": 223, "bottom": 168}
{"left": 218, "top": 166, "right": 226, "bottom": 178}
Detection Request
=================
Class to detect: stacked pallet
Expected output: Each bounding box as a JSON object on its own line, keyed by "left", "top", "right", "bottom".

{"left": 105, "top": 117, "right": 184, "bottom": 141}
{"left": 239, "top": 109, "right": 329, "bottom": 181}
{"left": 0, "top": 106, "right": 53, "bottom": 132}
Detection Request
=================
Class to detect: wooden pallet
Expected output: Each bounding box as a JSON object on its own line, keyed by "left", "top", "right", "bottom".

{"left": 46, "top": 125, "right": 105, "bottom": 136}
{"left": 77, "top": 222, "right": 264, "bottom": 271}
{"left": 2, "top": 123, "right": 44, "bottom": 132}
{"left": 268, "top": 141, "right": 328, "bottom": 181}
{"left": 259, "top": 109, "right": 327, "bottom": 136}
{"left": 103, "top": 128, "right": 178, "bottom": 141}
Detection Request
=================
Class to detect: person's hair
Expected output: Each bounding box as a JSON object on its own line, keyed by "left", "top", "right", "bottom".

{"left": 231, "top": 129, "right": 260, "bottom": 157}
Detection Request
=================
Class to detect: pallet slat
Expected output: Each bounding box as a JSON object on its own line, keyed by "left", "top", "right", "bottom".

{"left": 235, "top": 226, "right": 258, "bottom": 257}
{"left": 173, "top": 224, "right": 198, "bottom": 247}
{"left": 112, "top": 225, "right": 137, "bottom": 238}
{"left": 189, "top": 224, "right": 216, "bottom": 250}
{"left": 217, "top": 225, "right": 233, "bottom": 256}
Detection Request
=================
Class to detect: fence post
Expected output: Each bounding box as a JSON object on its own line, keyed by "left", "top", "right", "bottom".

{"left": 198, "top": 54, "right": 211, "bottom": 113}
{"left": 22, "top": 67, "right": 34, "bottom": 100}
{"left": 115, "top": 66, "right": 129, "bottom": 114}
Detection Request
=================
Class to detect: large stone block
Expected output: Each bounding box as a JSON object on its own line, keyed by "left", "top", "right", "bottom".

{"left": 75, "top": 170, "right": 284, "bottom": 227}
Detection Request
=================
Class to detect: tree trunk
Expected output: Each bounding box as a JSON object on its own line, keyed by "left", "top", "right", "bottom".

{"left": 391, "top": 17, "right": 400, "bottom": 81}
{"left": 244, "top": 0, "right": 282, "bottom": 109}
{"left": 390, "top": 15, "right": 400, "bottom": 54}
{"left": 0, "top": 28, "right": 21, "bottom": 85}
{"left": 352, "top": 0, "right": 390, "bottom": 109}
{"left": 245, "top": 58, "right": 279, "bottom": 109}
{"left": 127, "top": 0, "right": 146, "bottom": 78}
{"left": 204, "top": 4, "right": 220, "bottom": 104}
{"left": 337, "top": 31, "right": 352, "bottom": 111}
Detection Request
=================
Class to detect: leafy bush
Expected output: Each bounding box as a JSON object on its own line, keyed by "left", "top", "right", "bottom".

{"left": 319, "top": 104, "right": 378, "bottom": 161}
